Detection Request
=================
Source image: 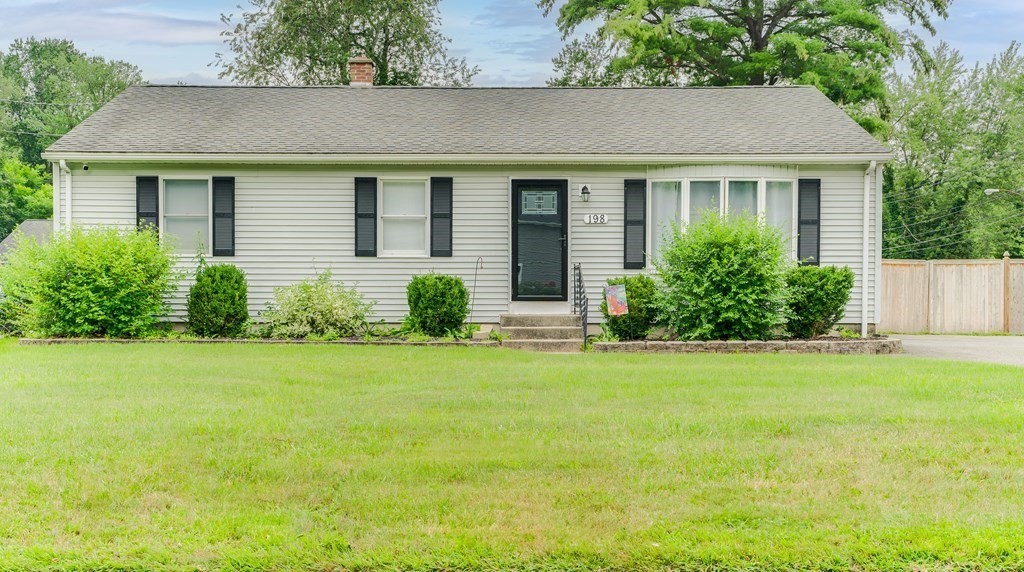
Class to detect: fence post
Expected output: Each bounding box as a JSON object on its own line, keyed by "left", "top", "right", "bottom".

{"left": 1004, "top": 251, "right": 1012, "bottom": 334}
{"left": 926, "top": 260, "right": 933, "bottom": 334}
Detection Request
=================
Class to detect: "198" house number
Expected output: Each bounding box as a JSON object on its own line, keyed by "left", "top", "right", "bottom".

{"left": 584, "top": 214, "right": 608, "bottom": 224}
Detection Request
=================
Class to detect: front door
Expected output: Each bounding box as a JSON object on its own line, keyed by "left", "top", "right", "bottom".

{"left": 512, "top": 180, "right": 568, "bottom": 301}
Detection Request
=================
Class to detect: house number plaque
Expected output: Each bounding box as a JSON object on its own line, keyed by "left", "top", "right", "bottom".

{"left": 584, "top": 214, "right": 608, "bottom": 224}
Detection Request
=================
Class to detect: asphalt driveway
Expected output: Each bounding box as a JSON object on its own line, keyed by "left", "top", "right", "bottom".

{"left": 898, "top": 335, "right": 1024, "bottom": 367}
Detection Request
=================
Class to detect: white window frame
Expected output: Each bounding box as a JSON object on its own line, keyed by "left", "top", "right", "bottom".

{"left": 724, "top": 178, "right": 760, "bottom": 218}
{"left": 646, "top": 176, "right": 799, "bottom": 261}
{"left": 377, "top": 177, "right": 430, "bottom": 258}
{"left": 764, "top": 178, "right": 799, "bottom": 258}
{"left": 160, "top": 176, "right": 213, "bottom": 256}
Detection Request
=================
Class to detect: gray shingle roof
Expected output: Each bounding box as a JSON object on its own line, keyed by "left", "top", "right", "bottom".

{"left": 45, "top": 85, "right": 890, "bottom": 157}
{"left": 0, "top": 220, "right": 51, "bottom": 258}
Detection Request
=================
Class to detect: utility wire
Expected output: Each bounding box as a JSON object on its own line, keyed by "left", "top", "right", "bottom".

{"left": 0, "top": 128, "right": 65, "bottom": 137}
{"left": 883, "top": 209, "right": 1024, "bottom": 256}
{"left": 0, "top": 98, "right": 98, "bottom": 108}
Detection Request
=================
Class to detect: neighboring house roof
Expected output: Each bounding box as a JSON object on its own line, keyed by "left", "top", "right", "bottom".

{"left": 44, "top": 85, "right": 890, "bottom": 161}
{"left": 0, "top": 219, "right": 51, "bottom": 258}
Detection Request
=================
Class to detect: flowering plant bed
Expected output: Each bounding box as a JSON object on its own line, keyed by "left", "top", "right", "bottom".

{"left": 592, "top": 338, "right": 901, "bottom": 355}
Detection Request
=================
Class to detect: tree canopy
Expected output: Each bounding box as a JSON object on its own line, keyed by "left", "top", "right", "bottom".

{"left": 0, "top": 154, "right": 51, "bottom": 239}
{"left": 541, "top": 0, "right": 949, "bottom": 129}
{"left": 883, "top": 43, "right": 1024, "bottom": 259}
{"left": 0, "top": 38, "right": 142, "bottom": 164}
{"left": 214, "top": 0, "right": 478, "bottom": 86}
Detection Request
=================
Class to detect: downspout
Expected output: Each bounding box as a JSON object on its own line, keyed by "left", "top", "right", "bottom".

{"left": 59, "top": 160, "right": 72, "bottom": 229}
{"left": 862, "top": 160, "right": 876, "bottom": 338}
{"left": 51, "top": 162, "right": 60, "bottom": 233}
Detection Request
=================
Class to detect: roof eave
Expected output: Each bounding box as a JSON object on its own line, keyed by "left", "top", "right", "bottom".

{"left": 41, "top": 151, "right": 894, "bottom": 165}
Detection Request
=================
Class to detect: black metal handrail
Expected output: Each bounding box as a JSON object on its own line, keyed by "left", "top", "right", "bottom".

{"left": 572, "top": 263, "right": 588, "bottom": 341}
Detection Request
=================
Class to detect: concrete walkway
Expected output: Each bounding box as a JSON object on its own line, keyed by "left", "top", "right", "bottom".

{"left": 898, "top": 335, "right": 1024, "bottom": 367}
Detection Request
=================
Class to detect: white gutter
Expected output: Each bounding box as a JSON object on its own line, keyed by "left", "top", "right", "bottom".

{"left": 51, "top": 162, "right": 60, "bottom": 233}
{"left": 862, "top": 160, "right": 876, "bottom": 337}
{"left": 40, "top": 151, "right": 895, "bottom": 166}
{"left": 59, "top": 160, "right": 72, "bottom": 229}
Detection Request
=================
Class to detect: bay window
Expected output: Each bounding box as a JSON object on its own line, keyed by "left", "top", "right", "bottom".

{"left": 648, "top": 177, "right": 799, "bottom": 262}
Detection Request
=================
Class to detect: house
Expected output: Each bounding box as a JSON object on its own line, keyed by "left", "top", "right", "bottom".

{"left": 0, "top": 219, "right": 52, "bottom": 259}
{"left": 41, "top": 59, "right": 891, "bottom": 335}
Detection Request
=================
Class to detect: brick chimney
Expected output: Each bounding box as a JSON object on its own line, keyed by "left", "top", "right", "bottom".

{"left": 349, "top": 55, "right": 374, "bottom": 87}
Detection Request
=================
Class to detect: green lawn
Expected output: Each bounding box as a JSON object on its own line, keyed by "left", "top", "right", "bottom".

{"left": 1, "top": 340, "right": 1023, "bottom": 571}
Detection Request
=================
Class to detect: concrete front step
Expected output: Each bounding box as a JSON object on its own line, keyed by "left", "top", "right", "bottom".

{"left": 501, "top": 326, "right": 583, "bottom": 340}
{"left": 499, "top": 314, "right": 582, "bottom": 328}
{"left": 502, "top": 339, "right": 584, "bottom": 353}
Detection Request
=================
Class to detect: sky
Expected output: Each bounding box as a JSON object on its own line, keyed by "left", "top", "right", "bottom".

{"left": 0, "top": 0, "right": 1021, "bottom": 86}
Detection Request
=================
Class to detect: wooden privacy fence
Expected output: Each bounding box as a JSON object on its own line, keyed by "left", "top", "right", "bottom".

{"left": 880, "top": 254, "right": 1024, "bottom": 334}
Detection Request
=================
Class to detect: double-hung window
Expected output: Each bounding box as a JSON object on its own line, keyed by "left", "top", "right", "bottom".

{"left": 648, "top": 178, "right": 798, "bottom": 262}
{"left": 379, "top": 179, "right": 429, "bottom": 256}
{"left": 163, "top": 179, "right": 211, "bottom": 254}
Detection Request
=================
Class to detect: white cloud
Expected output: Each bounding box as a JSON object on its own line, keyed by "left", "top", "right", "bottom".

{"left": 0, "top": 0, "right": 222, "bottom": 47}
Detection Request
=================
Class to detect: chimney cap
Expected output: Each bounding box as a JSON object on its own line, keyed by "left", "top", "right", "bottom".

{"left": 349, "top": 55, "right": 373, "bottom": 64}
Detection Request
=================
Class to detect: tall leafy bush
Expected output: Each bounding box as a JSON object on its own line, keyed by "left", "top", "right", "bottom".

{"left": 600, "top": 274, "right": 658, "bottom": 340}
{"left": 262, "top": 271, "right": 372, "bottom": 338}
{"left": 656, "top": 213, "right": 789, "bottom": 341}
{"left": 406, "top": 273, "right": 469, "bottom": 337}
{"left": 785, "top": 265, "right": 855, "bottom": 338}
{"left": 0, "top": 227, "right": 178, "bottom": 338}
{"left": 187, "top": 263, "right": 250, "bottom": 337}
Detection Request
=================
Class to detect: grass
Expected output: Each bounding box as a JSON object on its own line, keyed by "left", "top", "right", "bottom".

{"left": 1, "top": 339, "right": 1023, "bottom": 571}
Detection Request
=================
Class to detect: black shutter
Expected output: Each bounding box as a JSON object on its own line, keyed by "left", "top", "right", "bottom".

{"left": 624, "top": 179, "right": 646, "bottom": 269}
{"left": 136, "top": 176, "right": 159, "bottom": 230}
{"left": 798, "top": 179, "right": 821, "bottom": 266}
{"left": 212, "top": 177, "right": 235, "bottom": 257}
{"left": 355, "top": 177, "right": 377, "bottom": 257}
{"left": 430, "top": 177, "right": 453, "bottom": 257}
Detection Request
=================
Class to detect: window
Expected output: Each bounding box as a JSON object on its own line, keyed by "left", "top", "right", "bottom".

{"left": 766, "top": 180, "right": 796, "bottom": 252}
{"left": 689, "top": 180, "right": 722, "bottom": 227}
{"left": 379, "top": 179, "right": 429, "bottom": 256}
{"left": 727, "top": 180, "right": 758, "bottom": 219}
{"left": 650, "top": 181, "right": 682, "bottom": 263}
{"left": 163, "top": 179, "right": 210, "bottom": 254}
{"left": 648, "top": 177, "right": 799, "bottom": 261}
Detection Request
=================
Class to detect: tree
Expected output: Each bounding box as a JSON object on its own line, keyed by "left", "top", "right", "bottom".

{"left": 0, "top": 38, "right": 143, "bottom": 164}
{"left": 882, "top": 43, "right": 1024, "bottom": 259}
{"left": 214, "top": 0, "right": 477, "bottom": 86}
{"left": 541, "top": 0, "right": 949, "bottom": 129}
{"left": 0, "top": 154, "right": 52, "bottom": 240}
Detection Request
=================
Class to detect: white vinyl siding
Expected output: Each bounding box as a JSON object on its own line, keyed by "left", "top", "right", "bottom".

{"left": 63, "top": 162, "right": 878, "bottom": 326}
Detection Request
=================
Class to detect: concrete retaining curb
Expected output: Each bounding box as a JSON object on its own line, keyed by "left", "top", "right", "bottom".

{"left": 19, "top": 338, "right": 500, "bottom": 347}
{"left": 592, "top": 338, "right": 902, "bottom": 355}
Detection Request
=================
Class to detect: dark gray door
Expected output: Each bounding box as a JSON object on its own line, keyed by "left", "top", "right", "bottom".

{"left": 512, "top": 180, "right": 568, "bottom": 301}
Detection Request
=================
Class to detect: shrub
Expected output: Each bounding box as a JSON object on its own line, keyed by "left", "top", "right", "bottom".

{"left": 600, "top": 274, "right": 658, "bottom": 340}
{"left": 187, "top": 263, "right": 249, "bottom": 337}
{"left": 406, "top": 273, "right": 469, "bottom": 337}
{"left": 785, "top": 265, "right": 855, "bottom": 338}
{"left": 262, "top": 271, "right": 372, "bottom": 339}
{"left": 0, "top": 227, "right": 178, "bottom": 338}
{"left": 656, "top": 213, "right": 789, "bottom": 341}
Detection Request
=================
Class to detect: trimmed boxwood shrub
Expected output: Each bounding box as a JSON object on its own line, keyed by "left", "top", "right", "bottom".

{"left": 406, "top": 273, "right": 469, "bottom": 337}
{"left": 262, "top": 271, "right": 372, "bottom": 339}
{"left": 0, "top": 227, "right": 178, "bottom": 338}
{"left": 656, "top": 213, "right": 789, "bottom": 341}
{"left": 785, "top": 265, "right": 855, "bottom": 338}
{"left": 600, "top": 274, "right": 658, "bottom": 340}
{"left": 187, "top": 263, "right": 249, "bottom": 337}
